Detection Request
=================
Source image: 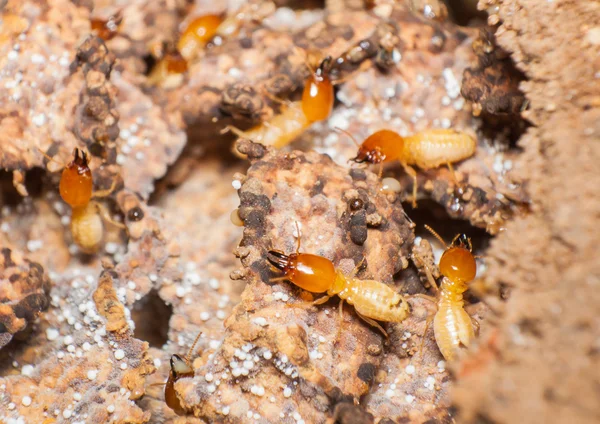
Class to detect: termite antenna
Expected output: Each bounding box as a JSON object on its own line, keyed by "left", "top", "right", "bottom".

{"left": 424, "top": 225, "right": 448, "bottom": 249}
{"left": 293, "top": 221, "right": 302, "bottom": 254}
{"left": 185, "top": 331, "right": 202, "bottom": 364}
{"left": 36, "top": 147, "right": 65, "bottom": 168}
{"left": 333, "top": 127, "right": 361, "bottom": 148}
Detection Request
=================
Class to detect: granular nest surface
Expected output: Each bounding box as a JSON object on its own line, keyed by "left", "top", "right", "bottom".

{"left": 0, "top": 0, "right": 597, "bottom": 423}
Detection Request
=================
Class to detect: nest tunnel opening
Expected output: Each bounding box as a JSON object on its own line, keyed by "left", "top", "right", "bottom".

{"left": 131, "top": 289, "right": 172, "bottom": 348}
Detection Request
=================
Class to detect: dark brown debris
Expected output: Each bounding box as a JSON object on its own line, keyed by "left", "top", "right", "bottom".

{"left": 0, "top": 244, "right": 51, "bottom": 349}
{"left": 461, "top": 29, "right": 526, "bottom": 116}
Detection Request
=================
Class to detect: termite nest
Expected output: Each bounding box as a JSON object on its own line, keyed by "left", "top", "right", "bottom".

{"left": 5, "top": 0, "right": 590, "bottom": 423}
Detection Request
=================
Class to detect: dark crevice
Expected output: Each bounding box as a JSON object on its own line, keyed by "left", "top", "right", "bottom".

{"left": 274, "top": 0, "right": 325, "bottom": 10}
{"left": 404, "top": 199, "right": 491, "bottom": 253}
{"left": 131, "top": 289, "right": 172, "bottom": 348}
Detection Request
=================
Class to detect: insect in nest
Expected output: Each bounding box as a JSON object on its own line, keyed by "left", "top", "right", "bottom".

{"left": 150, "top": 332, "right": 202, "bottom": 415}
{"left": 90, "top": 11, "right": 123, "bottom": 41}
{"left": 342, "top": 128, "right": 476, "bottom": 207}
{"left": 267, "top": 222, "right": 410, "bottom": 337}
{"left": 164, "top": 332, "right": 202, "bottom": 415}
{"left": 39, "top": 147, "right": 125, "bottom": 254}
{"left": 222, "top": 53, "right": 348, "bottom": 151}
{"left": 412, "top": 225, "right": 480, "bottom": 361}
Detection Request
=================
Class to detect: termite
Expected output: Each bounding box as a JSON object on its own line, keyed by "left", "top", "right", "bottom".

{"left": 177, "top": 14, "right": 223, "bottom": 61}
{"left": 222, "top": 56, "right": 339, "bottom": 150}
{"left": 346, "top": 128, "right": 476, "bottom": 207}
{"left": 163, "top": 332, "right": 202, "bottom": 415}
{"left": 147, "top": 49, "right": 189, "bottom": 88}
{"left": 39, "top": 148, "right": 125, "bottom": 254}
{"left": 267, "top": 222, "right": 410, "bottom": 337}
{"left": 412, "top": 225, "right": 479, "bottom": 361}
{"left": 90, "top": 11, "right": 123, "bottom": 41}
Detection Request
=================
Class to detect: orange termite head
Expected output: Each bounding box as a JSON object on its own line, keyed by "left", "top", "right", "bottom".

{"left": 439, "top": 234, "right": 476, "bottom": 283}
{"left": 267, "top": 250, "right": 297, "bottom": 274}
{"left": 59, "top": 148, "right": 93, "bottom": 208}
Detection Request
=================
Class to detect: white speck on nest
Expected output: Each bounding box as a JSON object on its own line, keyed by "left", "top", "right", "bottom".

{"left": 252, "top": 317, "right": 268, "bottom": 327}
{"left": 62, "top": 409, "right": 73, "bottom": 419}
{"left": 26, "top": 239, "right": 43, "bottom": 252}
{"left": 115, "top": 349, "right": 125, "bottom": 360}
{"left": 87, "top": 370, "right": 98, "bottom": 381}
{"left": 250, "top": 385, "right": 265, "bottom": 396}
{"left": 63, "top": 335, "right": 74, "bottom": 345}
{"left": 46, "top": 328, "right": 59, "bottom": 341}
{"left": 207, "top": 384, "right": 216, "bottom": 393}
{"left": 424, "top": 376, "right": 436, "bottom": 390}
{"left": 31, "top": 114, "right": 46, "bottom": 127}
{"left": 283, "top": 387, "right": 292, "bottom": 398}
{"left": 405, "top": 365, "right": 415, "bottom": 375}
{"left": 232, "top": 180, "right": 242, "bottom": 190}
{"left": 222, "top": 406, "right": 230, "bottom": 415}
{"left": 21, "top": 396, "right": 32, "bottom": 406}
{"left": 107, "top": 405, "right": 115, "bottom": 413}
{"left": 73, "top": 392, "right": 82, "bottom": 401}
{"left": 21, "top": 364, "right": 34, "bottom": 377}
{"left": 200, "top": 311, "right": 210, "bottom": 321}
{"left": 405, "top": 394, "right": 415, "bottom": 404}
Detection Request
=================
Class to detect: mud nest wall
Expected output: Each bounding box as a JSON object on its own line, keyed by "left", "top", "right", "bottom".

{"left": 0, "top": 0, "right": 598, "bottom": 424}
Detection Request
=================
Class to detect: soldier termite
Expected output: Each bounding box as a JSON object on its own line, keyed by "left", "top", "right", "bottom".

{"left": 344, "top": 128, "right": 476, "bottom": 207}
{"left": 267, "top": 222, "right": 410, "bottom": 337}
{"left": 412, "top": 225, "right": 479, "bottom": 361}
{"left": 38, "top": 148, "right": 125, "bottom": 254}
{"left": 164, "top": 332, "right": 202, "bottom": 415}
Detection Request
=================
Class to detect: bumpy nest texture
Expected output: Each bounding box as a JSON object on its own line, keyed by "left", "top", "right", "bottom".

{"left": 0, "top": 0, "right": 598, "bottom": 423}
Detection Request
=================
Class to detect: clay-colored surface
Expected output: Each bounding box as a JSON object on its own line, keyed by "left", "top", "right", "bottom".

{"left": 0, "top": 0, "right": 597, "bottom": 423}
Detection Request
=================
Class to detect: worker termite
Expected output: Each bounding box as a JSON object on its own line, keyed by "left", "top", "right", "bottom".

{"left": 267, "top": 223, "right": 410, "bottom": 337}
{"left": 222, "top": 56, "right": 338, "bottom": 150}
{"left": 39, "top": 148, "right": 125, "bottom": 254}
{"left": 346, "top": 128, "right": 477, "bottom": 207}
{"left": 177, "top": 14, "right": 223, "bottom": 61}
{"left": 412, "top": 225, "right": 479, "bottom": 361}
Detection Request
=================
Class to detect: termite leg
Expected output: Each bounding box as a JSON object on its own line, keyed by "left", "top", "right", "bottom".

{"left": 261, "top": 87, "right": 294, "bottom": 107}
{"left": 421, "top": 261, "right": 440, "bottom": 296}
{"left": 269, "top": 276, "right": 289, "bottom": 283}
{"left": 472, "top": 317, "right": 481, "bottom": 337}
{"left": 400, "top": 162, "right": 418, "bottom": 208}
{"left": 407, "top": 293, "right": 437, "bottom": 303}
{"left": 418, "top": 313, "right": 435, "bottom": 362}
{"left": 92, "top": 177, "right": 119, "bottom": 198}
{"left": 349, "top": 257, "right": 365, "bottom": 279}
{"left": 312, "top": 295, "right": 331, "bottom": 306}
{"left": 446, "top": 161, "right": 458, "bottom": 185}
{"left": 149, "top": 382, "right": 167, "bottom": 387}
{"left": 94, "top": 201, "right": 126, "bottom": 229}
{"left": 336, "top": 298, "right": 345, "bottom": 342}
{"left": 355, "top": 311, "right": 388, "bottom": 338}
{"left": 377, "top": 163, "right": 384, "bottom": 180}
{"left": 221, "top": 125, "right": 251, "bottom": 139}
